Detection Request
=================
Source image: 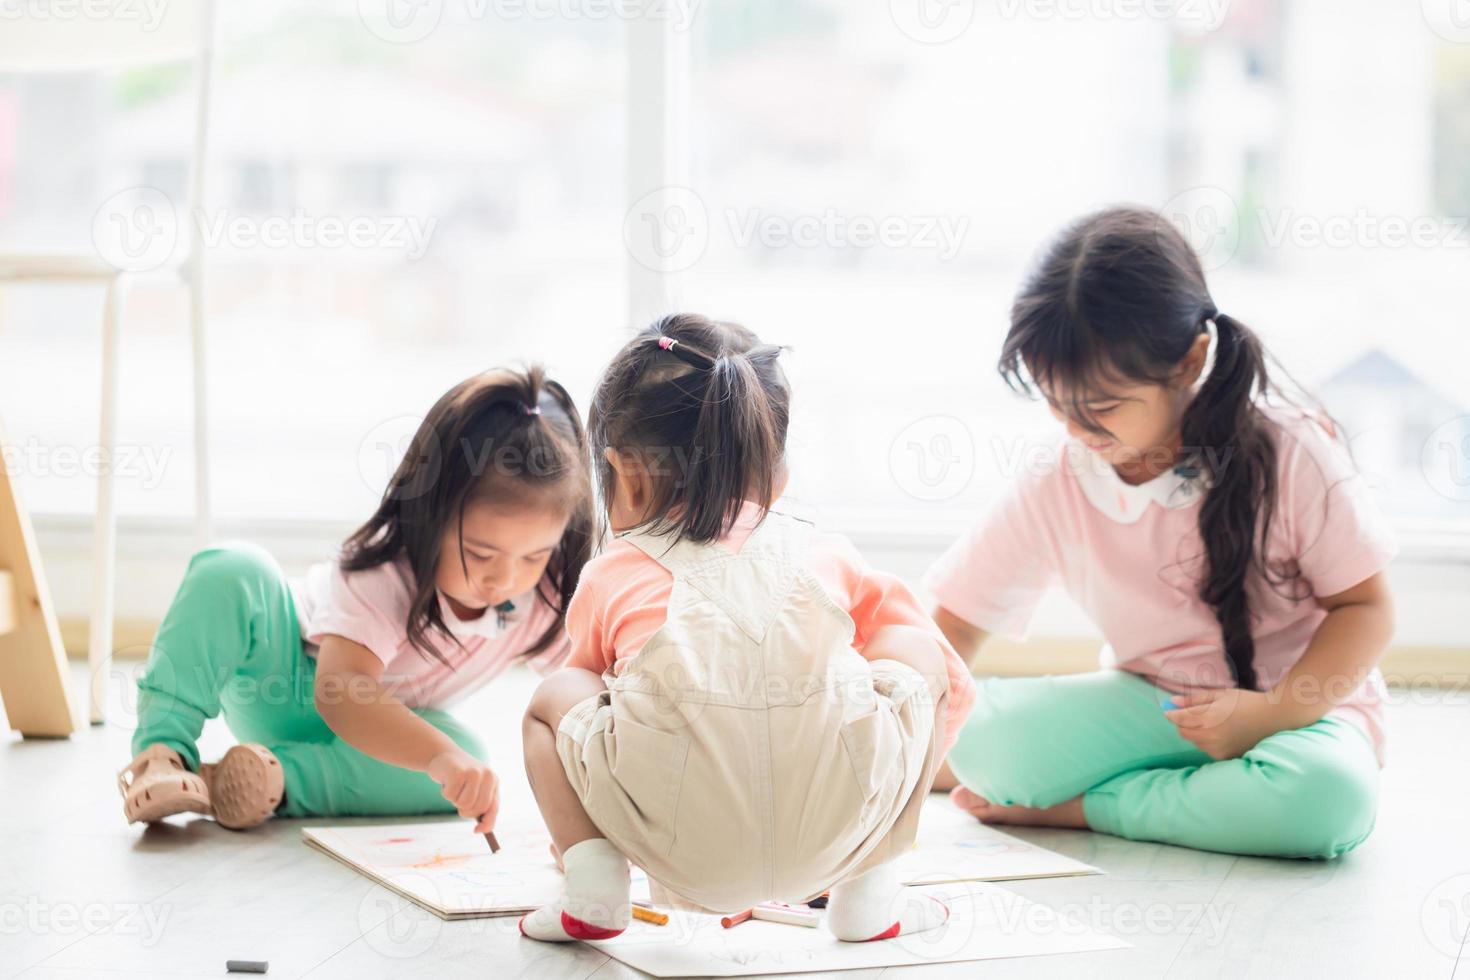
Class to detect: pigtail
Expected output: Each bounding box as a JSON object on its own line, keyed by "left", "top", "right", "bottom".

{"left": 588, "top": 313, "right": 790, "bottom": 546}
{"left": 1180, "top": 313, "right": 1277, "bottom": 690}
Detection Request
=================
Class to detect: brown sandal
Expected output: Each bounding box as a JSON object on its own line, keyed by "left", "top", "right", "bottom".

{"left": 118, "top": 744, "right": 212, "bottom": 825}
{"left": 200, "top": 744, "right": 283, "bottom": 830}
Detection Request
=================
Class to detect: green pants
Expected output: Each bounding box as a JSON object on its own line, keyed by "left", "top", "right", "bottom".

{"left": 946, "top": 670, "right": 1379, "bottom": 859}
{"left": 131, "top": 542, "right": 486, "bottom": 818}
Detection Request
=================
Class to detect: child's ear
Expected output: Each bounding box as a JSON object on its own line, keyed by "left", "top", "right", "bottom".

{"left": 602, "top": 448, "right": 650, "bottom": 511}
{"left": 1176, "top": 331, "right": 1213, "bottom": 388}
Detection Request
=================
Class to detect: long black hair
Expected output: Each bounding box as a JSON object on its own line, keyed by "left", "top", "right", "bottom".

{"left": 341, "top": 365, "right": 593, "bottom": 663}
{"left": 588, "top": 313, "right": 789, "bottom": 544}
{"left": 999, "top": 205, "right": 1314, "bottom": 690}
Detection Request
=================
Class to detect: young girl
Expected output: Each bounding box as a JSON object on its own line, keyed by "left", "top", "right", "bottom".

{"left": 117, "top": 367, "right": 592, "bottom": 831}
{"left": 927, "top": 205, "right": 1396, "bottom": 860}
{"left": 518, "top": 314, "right": 977, "bottom": 943}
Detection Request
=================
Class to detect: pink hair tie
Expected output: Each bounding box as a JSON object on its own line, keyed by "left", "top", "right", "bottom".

{"left": 525, "top": 404, "right": 541, "bottom": 416}
{"left": 657, "top": 336, "right": 677, "bottom": 351}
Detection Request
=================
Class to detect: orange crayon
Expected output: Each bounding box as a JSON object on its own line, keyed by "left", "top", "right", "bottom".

{"left": 631, "top": 903, "right": 669, "bottom": 926}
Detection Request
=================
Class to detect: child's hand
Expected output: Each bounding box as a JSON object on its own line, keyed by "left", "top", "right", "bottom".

{"left": 1164, "top": 688, "right": 1283, "bottom": 761}
{"left": 427, "top": 750, "right": 500, "bottom": 832}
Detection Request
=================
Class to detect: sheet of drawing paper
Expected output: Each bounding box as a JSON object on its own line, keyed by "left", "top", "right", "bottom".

{"left": 302, "top": 821, "right": 564, "bottom": 919}
{"left": 596, "top": 882, "right": 1130, "bottom": 977}
{"left": 897, "top": 799, "right": 1101, "bottom": 884}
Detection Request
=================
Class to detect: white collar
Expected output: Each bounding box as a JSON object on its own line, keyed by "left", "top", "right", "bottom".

{"left": 1064, "top": 440, "right": 1206, "bottom": 524}
{"left": 437, "top": 590, "right": 530, "bottom": 639}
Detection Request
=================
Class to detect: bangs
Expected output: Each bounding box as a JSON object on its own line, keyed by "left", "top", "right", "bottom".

{"left": 998, "top": 306, "right": 1146, "bottom": 436}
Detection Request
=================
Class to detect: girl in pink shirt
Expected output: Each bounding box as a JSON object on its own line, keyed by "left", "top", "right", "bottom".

{"left": 927, "top": 206, "right": 1396, "bottom": 859}
{"left": 117, "top": 367, "right": 592, "bottom": 832}
{"left": 519, "top": 314, "right": 976, "bottom": 944}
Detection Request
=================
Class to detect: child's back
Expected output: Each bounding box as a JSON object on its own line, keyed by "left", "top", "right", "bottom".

{"left": 561, "top": 506, "right": 939, "bottom": 911}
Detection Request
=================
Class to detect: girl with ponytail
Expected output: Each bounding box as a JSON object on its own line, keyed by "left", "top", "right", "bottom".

{"left": 119, "top": 366, "right": 592, "bottom": 833}
{"left": 925, "top": 205, "right": 1397, "bottom": 859}
{"left": 519, "top": 314, "right": 976, "bottom": 944}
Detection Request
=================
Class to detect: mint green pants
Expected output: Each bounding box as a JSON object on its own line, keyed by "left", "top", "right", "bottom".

{"left": 946, "top": 670, "right": 1380, "bottom": 859}
{"left": 131, "top": 543, "right": 486, "bottom": 818}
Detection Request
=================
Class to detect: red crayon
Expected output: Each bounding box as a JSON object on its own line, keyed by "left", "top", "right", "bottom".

{"left": 721, "top": 908, "right": 754, "bottom": 928}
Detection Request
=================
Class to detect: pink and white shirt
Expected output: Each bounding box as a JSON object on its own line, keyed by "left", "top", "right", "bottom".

{"left": 291, "top": 556, "right": 568, "bottom": 710}
{"left": 924, "top": 406, "right": 1397, "bottom": 764}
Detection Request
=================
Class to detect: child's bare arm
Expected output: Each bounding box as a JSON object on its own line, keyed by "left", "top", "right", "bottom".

{"left": 932, "top": 606, "right": 989, "bottom": 670}
{"left": 314, "top": 635, "right": 498, "bottom": 829}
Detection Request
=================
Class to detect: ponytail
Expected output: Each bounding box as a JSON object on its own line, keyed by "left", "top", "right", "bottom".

{"left": 1179, "top": 313, "right": 1277, "bottom": 689}
{"left": 588, "top": 314, "right": 790, "bottom": 545}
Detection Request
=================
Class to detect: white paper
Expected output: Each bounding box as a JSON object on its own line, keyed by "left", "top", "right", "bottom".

{"left": 597, "top": 882, "right": 1130, "bottom": 977}
{"left": 896, "top": 800, "right": 1101, "bottom": 884}
{"left": 302, "top": 797, "right": 1097, "bottom": 922}
{"left": 302, "top": 821, "right": 563, "bottom": 919}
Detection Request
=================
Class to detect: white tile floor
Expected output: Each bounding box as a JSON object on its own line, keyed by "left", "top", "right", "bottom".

{"left": 3, "top": 664, "right": 1468, "bottom": 979}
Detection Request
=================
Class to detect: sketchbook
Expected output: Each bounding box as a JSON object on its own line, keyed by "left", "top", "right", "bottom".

{"left": 302, "top": 797, "right": 1099, "bottom": 920}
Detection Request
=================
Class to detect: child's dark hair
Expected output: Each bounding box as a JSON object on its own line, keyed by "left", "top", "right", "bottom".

{"left": 588, "top": 313, "right": 789, "bottom": 544}
{"left": 340, "top": 366, "right": 593, "bottom": 664}
{"left": 1000, "top": 205, "right": 1312, "bottom": 690}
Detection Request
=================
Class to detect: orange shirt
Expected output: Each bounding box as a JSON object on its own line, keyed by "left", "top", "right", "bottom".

{"left": 566, "top": 503, "right": 976, "bottom": 750}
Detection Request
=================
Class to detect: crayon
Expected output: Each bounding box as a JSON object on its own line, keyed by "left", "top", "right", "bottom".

{"left": 752, "top": 903, "right": 819, "bottom": 928}
{"left": 806, "top": 891, "right": 830, "bottom": 909}
{"left": 1161, "top": 698, "right": 1177, "bottom": 711}
{"left": 483, "top": 831, "right": 500, "bottom": 853}
{"left": 721, "top": 908, "right": 754, "bottom": 928}
{"left": 631, "top": 902, "right": 669, "bottom": 926}
{"left": 225, "top": 962, "right": 268, "bottom": 974}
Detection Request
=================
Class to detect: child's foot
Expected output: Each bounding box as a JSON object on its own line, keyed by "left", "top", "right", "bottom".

{"left": 519, "top": 838, "right": 630, "bottom": 942}
{"left": 950, "top": 786, "right": 1088, "bottom": 829}
{"left": 200, "top": 744, "right": 284, "bottom": 830}
{"left": 117, "top": 744, "right": 211, "bottom": 825}
{"left": 828, "top": 862, "right": 950, "bottom": 942}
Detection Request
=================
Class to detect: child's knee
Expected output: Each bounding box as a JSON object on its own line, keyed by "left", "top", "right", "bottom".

{"left": 944, "top": 701, "right": 1049, "bottom": 806}
{"left": 1274, "top": 756, "right": 1378, "bottom": 858}
{"left": 184, "top": 541, "right": 282, "bottom": 593}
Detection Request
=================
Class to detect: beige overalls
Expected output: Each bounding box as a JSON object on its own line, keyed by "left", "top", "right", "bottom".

{"left": 555, "top": 511, "right": 946, "bottom": 913}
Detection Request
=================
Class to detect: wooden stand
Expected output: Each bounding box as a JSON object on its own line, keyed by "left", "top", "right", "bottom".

{"left": 0, "top": 420, "right": 79, "bottom": 736}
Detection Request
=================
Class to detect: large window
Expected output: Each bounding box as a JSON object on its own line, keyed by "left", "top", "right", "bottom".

{"left": 1, "top": 0, "right": 1467, "bottom": 539}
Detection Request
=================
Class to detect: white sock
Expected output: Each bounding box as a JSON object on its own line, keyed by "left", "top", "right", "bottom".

{"left": 826, "top": 862, "right": 949, "bottom": 942}
{"left": 519, "top": 838, "right": 630, "bottom": 942}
